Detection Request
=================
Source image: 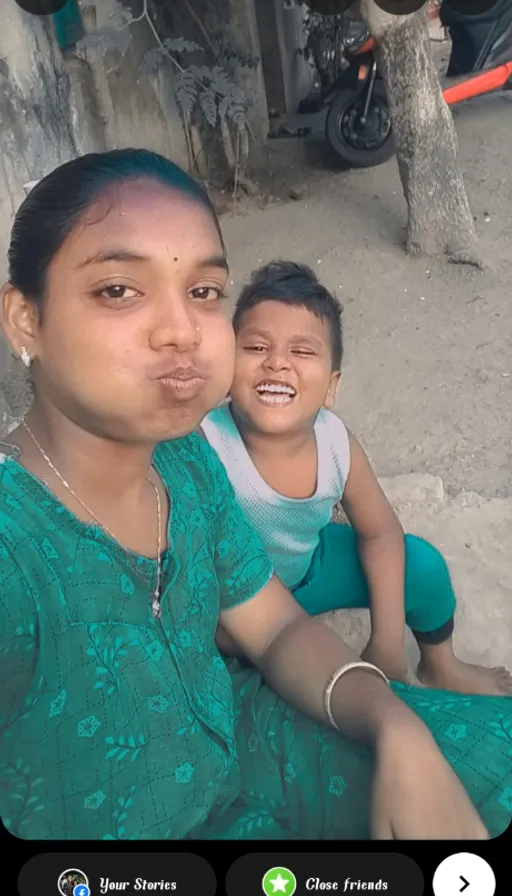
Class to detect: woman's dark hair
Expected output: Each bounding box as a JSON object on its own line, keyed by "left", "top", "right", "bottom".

{"left": 8, "top": 148, "right": 221, "bottom": 304}
{"left": 233, "top": 260, "right": 343, "bottom": 370}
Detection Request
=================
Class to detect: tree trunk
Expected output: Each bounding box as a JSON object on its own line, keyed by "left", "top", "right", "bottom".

{"left": 361, "top": 0, "right": 483, "bottom": 267}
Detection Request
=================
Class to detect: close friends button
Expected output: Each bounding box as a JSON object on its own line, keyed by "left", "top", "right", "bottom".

{"left": 226, "top": 853, "right": 423, "bottom": 896}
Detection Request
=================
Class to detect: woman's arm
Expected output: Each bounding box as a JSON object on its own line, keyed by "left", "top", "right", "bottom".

{"left": 341, "top": 432, "right": 408, "bottom": 680}
{"left": 220, "top": 577, "right": 488, "bottom": 839}
{"left": 215, "top": 623, "right": 242, "bottom": 657}
{"left": 221, "top": 575, "right": 404, "bottom": 743}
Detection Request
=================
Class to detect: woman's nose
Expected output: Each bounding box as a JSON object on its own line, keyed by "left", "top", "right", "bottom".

{"left": 149, "top": 299, "right": 201, "bottom": 352}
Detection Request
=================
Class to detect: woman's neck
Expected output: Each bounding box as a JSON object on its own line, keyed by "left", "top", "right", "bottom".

{"left": 21, "top": 401, "right": 157, "bottom": 504}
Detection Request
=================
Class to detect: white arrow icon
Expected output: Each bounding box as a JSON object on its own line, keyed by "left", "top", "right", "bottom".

{"left": 433, "top": 854, "right": 495, "bottom": 896}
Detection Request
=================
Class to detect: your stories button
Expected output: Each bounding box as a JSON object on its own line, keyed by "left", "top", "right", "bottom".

{"left": 18, "top": 853, "right": 216, "bottom": 896}
{"left": 226, "top": 853, "right": 423, "bottom": 896}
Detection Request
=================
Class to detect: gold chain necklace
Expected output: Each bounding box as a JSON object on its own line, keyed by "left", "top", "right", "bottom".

{"left": 22, "top": 422, "right": 163, "bottom": 619}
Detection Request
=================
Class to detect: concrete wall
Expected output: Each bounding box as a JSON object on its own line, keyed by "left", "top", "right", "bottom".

{"left": 82, "top": 1, "right": 189, "bottom": 163}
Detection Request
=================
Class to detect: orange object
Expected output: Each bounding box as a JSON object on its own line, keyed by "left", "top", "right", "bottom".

{"left": 443, "top": 61, "right": 512, "bottom": 105}
{"left": 354, "top": 38, "right": 374, "bottom": 56}
{"left": 358, "top": 65, "right": 369, "bottom": 80}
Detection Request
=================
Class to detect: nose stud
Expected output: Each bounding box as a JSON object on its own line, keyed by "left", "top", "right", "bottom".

{"left": 195, "top": 326, "right": 201, "bottom": 333}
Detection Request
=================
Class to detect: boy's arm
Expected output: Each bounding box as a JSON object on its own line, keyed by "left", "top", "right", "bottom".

{"left": 341, "top": 432, "right": 409, "bottom": 682}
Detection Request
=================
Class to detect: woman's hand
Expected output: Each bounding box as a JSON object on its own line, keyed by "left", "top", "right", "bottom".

{"left": 371, "top": 713, "right": 488, "bottom": 840}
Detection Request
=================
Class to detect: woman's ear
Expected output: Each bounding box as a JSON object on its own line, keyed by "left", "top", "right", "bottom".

{"left": 324, "top": 370, "right": 341, "bottom": 410}
{"left": 1, "top": 283, "right": 40, "bottom": 362}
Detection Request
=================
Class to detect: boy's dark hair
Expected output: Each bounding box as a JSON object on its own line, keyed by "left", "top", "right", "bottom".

{"left": 233, "top": 261, "right": 343, "bottom": 370}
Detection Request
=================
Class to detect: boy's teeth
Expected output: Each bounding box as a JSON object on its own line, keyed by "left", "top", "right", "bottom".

{"left": 259, "top": 392, "right": 292, "bottom": 404}
{"left": 256, "top": 383, "right": 295, "bottom": 395}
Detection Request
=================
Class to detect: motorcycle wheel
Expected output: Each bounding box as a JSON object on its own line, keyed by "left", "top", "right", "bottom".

{"left": 325, "top": 81, "right": 394, "bottom": 168}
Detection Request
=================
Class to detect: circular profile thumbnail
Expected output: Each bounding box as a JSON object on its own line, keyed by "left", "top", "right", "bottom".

{"left": 57, "top": 869, "right": 90, "bottom": 896}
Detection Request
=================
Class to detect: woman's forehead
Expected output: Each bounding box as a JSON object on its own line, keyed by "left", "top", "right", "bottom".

{"left": 60, "top": 181, "right": 224, "bottom": 268}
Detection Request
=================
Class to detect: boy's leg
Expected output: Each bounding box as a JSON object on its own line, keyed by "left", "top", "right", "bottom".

{"left": 292, "top": 526, "right": 458, "bottom": 626}
{"left": 403, "top": 535, "right": 512, "bottom": 696}
{"left": 292, "top": 523, "right": 372, "bottom": 616}
{"left": 294, "top": 525, "right": 512, "bottom": 696}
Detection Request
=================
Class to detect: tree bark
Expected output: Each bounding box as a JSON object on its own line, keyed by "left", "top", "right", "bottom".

{"left": 361, "top": 0, "right": 483, "bottom": 267}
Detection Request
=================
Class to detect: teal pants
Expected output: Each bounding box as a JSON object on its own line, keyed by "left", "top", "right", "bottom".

{"left": 293, "top": 524, "right": 456, "bottom": 642}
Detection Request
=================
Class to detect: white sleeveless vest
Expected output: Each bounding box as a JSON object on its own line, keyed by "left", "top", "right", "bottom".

{"left": 201, "top": 404, "right": 350, "bottom": 589}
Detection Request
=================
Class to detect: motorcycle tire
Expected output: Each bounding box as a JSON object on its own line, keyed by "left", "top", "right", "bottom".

{"left": 325, "top": 81, "right": 395, "bottom": 169}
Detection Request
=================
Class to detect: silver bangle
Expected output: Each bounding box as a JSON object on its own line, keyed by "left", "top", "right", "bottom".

{"left": 324, "top": 660, "right": 390, "bottom": 731}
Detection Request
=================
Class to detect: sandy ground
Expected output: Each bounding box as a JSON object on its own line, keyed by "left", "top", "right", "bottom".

{"left": 219, "top": 90, "right": 512, "bottom": 671}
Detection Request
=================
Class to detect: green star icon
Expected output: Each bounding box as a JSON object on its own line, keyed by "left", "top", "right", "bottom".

{"left": 262, "top": 867, "right": 297, "bottom": 896}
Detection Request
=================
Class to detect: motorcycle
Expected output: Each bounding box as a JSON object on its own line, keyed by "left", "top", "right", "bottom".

{"left": 314, "top": 0, "right": 512, "bottom": 168}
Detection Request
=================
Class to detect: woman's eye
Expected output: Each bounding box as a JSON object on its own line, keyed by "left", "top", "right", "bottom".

{"left": 190, "top": 286, "right": 224, "bottom": 301}
{"left": 99, "top": 284, "right": 140, "bottom": 302}
{"left": 244, "top": 345, "right": 266, "bottom": 353}
{"left": 293, "top": 349, "right": 314, "bottom": 356}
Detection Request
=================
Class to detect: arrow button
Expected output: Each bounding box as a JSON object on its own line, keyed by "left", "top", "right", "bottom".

{"left": 433, "top": 853, "right": 495, "bottom": 896}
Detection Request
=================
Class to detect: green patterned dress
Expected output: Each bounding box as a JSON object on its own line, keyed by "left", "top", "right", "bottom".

{"left": 0, "top": 435, "right": 511, "bottom": 840}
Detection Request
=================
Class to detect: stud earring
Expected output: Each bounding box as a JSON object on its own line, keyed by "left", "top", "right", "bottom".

{"left": 20, "top": 346, "right": 31, "bottom": 367}
{"left": 195, "top": 326, "right": 201, "bottom": 333}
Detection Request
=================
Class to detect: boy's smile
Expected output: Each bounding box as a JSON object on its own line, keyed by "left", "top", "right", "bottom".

{"left": 255, "top": 379, "right": 297, "bottom": 405}
{"left": 230, "top": 300, "right": 339, "bottom": 435}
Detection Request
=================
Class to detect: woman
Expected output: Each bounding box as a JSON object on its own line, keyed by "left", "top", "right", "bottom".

{"left": 0, "top": 149, "right": 510, "bottom": 841}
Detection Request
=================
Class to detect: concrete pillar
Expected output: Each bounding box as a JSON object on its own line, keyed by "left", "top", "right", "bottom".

{"left": 255, "top": 0, "right": 288, "bottom": 116}
{"left": 228, "top": 0, "right": 269, "bottom": 151}
{"left": 255, "top": 0, "right": 313, "bottom": 118}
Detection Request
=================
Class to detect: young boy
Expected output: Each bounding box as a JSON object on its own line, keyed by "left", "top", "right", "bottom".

{"left": 202, "top": 261, "right": 511, "bottom": 696}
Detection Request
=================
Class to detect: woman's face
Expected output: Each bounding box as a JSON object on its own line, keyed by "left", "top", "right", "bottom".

{"left": 14, "top": 180, "right": 235, "bottom": 442}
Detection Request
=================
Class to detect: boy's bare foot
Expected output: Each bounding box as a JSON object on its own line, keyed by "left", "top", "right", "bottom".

{"left": 417, "top": 658, "right": 512, "bottom": 696}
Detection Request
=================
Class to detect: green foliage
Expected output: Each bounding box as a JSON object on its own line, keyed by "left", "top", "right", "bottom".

{"left": 76, "top": 0, "right": 254, "bottom": 135}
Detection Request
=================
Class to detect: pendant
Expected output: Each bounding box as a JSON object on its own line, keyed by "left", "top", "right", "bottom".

{"left": 152, "top": 594, "right": 161, "bottom": 619}
{"left": 0, "top": 443, "right": 21, "bottom": 460}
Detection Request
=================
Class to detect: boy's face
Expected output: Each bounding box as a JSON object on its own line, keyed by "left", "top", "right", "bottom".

{"left": 231, "top": 300, "right": 340, "bottom": 435}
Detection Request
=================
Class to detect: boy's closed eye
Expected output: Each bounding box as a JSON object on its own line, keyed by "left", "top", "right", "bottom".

{"left": 242, "top": 344, "right": 316, "bottom": 357}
